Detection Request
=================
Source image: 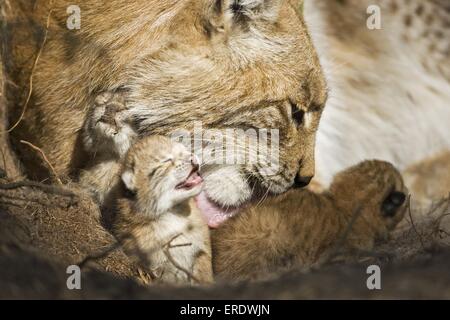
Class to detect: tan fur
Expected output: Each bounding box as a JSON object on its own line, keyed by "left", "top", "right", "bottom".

{"left": 305, "top": 0, "right": 450, "bottom": 198}
{"left": 212, "top": 160, "right": 408, "bottom": 281}
{"left": 6, "top": 0, "right": 326, "bottom": 210}
{"left": 112, "top": 136, "right": 212, "bottom": 285}
{"left": 404, "top": 151, "right": 450, "bottom": 206}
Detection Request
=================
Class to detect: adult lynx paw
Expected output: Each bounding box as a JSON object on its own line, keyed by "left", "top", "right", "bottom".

{"left": 330, "top": 160, "right": 408, "bottom": 241}
{"left": 83, "top": 89, "right": 137, "bottom": 158}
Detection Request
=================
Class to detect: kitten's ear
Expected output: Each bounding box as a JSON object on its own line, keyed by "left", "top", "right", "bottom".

{"left": 121, "top": 170, "right": 136, "bottom": 193}
{"left": 207, "top": 0, "right": 282, "bottom": 31}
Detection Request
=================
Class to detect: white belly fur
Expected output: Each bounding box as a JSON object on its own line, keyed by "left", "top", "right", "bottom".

{"left": 305, "top": 0, "right": 450, "bottom": 186}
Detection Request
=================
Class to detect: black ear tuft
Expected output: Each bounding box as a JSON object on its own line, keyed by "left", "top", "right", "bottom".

{"left": 206, "top": 0, "right": 280, "bottom": 34}
{"left": 230, "top": 1, "right": 244, "bottom": 14}
{"left": 228, "top": 0, "right": 280, "bottom": 23}
{"left": 230, "top": 1, "right": 247, "bottom": 23}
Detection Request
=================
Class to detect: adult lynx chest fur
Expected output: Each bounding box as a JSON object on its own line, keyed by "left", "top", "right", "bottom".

{"left": 304, "top": 0, "right": 450, "bottom": 188}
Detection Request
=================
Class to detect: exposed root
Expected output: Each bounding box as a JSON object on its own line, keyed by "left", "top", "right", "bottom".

{"left": 0, "top": 180, "right": 75, "bottom": 198}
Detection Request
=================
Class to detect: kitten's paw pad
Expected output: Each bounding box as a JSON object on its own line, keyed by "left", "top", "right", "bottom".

{"left": 382, "top": 191, "right": 406, "bottom": 217}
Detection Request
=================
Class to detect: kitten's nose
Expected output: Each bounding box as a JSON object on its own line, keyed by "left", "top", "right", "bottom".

{"left": 293, "top": 175, "right": 313, "bottom": 189}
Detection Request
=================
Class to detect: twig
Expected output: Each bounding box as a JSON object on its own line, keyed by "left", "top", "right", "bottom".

{"left": 407, "top": 195, "right": 426, "bottom": 249}
{"left": 0, "top": 148, "right": 6, "bottom": 178}
{"left": 0, "top": 180, "right": 74, "bottom": 198}
{"left": 79, "top": 233, "right": 199, "bottom": 284}
{"left": 433, "top": 202, "right": 450, "bottom": 240}
{"left": 439, "top": 228, "right": 450, "bottom": 238}
{"left": 0, "top": 194, "right": 74, "bottom": 209}
{"left": 162, "top": 234, "right": 199, "bottom": 283}
{"left": 169, "top": 243, "right": 193, "bottom": 249}
{"left": 20, "top": 140, "right": 62, "bottom": 185}
{"left": 78, "top": 234, "right": 158, "bottom": 283}
{"left": 163, "top": 247, "right": 199, "bottom": 283}
{"left": 7, "top": 1, "right": 53, "bottom": 133}
{"left": 78, "top": 232, "right": 146, "bottom": 275}
{"left": 0, "top": 148, "right": 7, "bottom": 177}
{"left": 4, "top": 78, "right": 19, "bottom": 89}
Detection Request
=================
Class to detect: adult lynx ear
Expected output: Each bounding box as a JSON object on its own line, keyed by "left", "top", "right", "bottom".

{"left": 207, "top": 0, "right": 282, "bottom": 30}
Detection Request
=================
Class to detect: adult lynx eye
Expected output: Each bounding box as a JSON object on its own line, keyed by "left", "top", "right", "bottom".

{"left": 290, "top": 101, "right": 305, "bottom": 128}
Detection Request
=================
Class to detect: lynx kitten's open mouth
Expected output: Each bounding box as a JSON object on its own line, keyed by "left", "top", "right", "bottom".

{"left": 176, "top": 170, "right": 203, "bottom": 190}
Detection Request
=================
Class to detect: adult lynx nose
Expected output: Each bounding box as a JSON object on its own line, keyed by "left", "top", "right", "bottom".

{"left": 192, "top": 161, "right": 200, "bottom": 173}
{"left": 382, "top": 191, "right": 406, "bottom": 217}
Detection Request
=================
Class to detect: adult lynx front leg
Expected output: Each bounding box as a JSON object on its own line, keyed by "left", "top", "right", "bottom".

{"left": 80, "top": 89, "right": 138, "bottom": 205}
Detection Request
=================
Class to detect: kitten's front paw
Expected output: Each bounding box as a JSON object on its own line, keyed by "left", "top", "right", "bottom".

{"left": 83, "top": 89, "right": 137, "bottom": 158}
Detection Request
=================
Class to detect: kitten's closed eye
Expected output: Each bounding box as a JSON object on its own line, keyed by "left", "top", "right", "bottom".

{"left": 147, "top": 163, "right": 165, "bottom": 179}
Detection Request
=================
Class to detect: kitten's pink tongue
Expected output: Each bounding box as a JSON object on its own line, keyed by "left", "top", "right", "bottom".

{"left": 195, "top": 191, "right": 237, "bottom": 229}
{"left": 176, "top": 172, "right": 203, "bottom": 189}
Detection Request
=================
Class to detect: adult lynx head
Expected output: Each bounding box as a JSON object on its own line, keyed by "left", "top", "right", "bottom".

{"left": 122, "top": 0, "right": 327, "bottom": 225}
{"left": 8, "top": 0, "right": 327, "bottom": 226}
